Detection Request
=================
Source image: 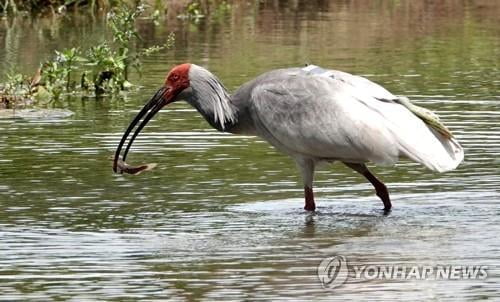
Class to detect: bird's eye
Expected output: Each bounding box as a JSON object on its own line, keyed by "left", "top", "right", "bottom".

{"left": 171, "top": 74, "right": 179, "bottom": 81}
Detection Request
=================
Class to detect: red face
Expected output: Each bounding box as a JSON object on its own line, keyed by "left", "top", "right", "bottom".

{"left": 164, "top": 63, "right": 191, "bottom": 103}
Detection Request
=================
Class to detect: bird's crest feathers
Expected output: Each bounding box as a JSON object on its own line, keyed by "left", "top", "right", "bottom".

{"left": 188, "top": 64, "right": 237, "bottom": 130}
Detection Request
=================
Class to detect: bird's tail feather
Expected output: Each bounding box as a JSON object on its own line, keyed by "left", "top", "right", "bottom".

{"left": 393, "top": 96, "right": 453, "bottom": 139}
{"left": 379, "top": 96, "right": 464, "bottom": 172}
{"left": 399, "top": 126, "right": 464, "bottom": 173}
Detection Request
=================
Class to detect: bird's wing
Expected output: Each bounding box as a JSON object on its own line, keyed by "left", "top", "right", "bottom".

{"left": 248, "top": 67, "right": 463, "bottom": 172}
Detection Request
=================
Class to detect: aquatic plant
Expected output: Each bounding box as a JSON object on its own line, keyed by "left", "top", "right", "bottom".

{"left": 108, "top": 2, "right": 140, "bottom": 80}
{"left": 0, "top": 2, "right": 174, "bottom": 104}
{"left": 177, "top": 0, "right": 204, "bottom": 21}
{"left": 85, "top": 43, "right": 127, "bottom": 94}
{"left": 0, "top": 72, "right": 28, "bottom": 109}
{"left": 106, "top": 3, "right": 174, "bottom": 84}
{"left": 82, "top": 3, "right": 173, "bottom": 95}
{"left": 176, "top": 0, "right": 231, "bottom": 22}
{"left": 55, "top": 47, "right": 82, "bottom": 90}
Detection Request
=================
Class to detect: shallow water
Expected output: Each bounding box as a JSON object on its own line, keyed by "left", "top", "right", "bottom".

{"left": 1, "top": 1, "right": 500, "bottom": 300}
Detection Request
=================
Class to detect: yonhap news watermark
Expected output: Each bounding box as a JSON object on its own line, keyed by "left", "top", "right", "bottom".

{"left": 317, "top": 255, "right": 489, "bottom": 290}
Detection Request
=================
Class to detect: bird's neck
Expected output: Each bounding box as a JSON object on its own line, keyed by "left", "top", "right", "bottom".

{"left": 206, "top": 96, "right": 239, "bottom": 132}
{"left": 187, "top": 84, "right": 238, "bottom": 132}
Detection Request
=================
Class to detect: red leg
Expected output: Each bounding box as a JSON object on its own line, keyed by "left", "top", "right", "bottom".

{"left": 363, "top": 170, "right": 392, "bottom": 213}
{"left": 304, "top": 186, "right": 316, "bottom": 211}
{"left": 343, "top": 162, "right": 392, "bottom": 213}
{"left": 296, "top": 158, "right": 316, "bottom": 211}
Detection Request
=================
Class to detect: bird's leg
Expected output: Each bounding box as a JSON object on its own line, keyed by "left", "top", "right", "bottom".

{"left": 304, "top": 186, "right": 316, "bottom": 211}
{"left": 296, "top": 158, "right": 316, "bottom": 211}
{"left": 343, "top": 163, "right": 392, "bottom": 213}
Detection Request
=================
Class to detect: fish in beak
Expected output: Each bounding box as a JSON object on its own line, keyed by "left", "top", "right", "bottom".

{"left": 113, "top": 86, "right": 172, "bottom": 173}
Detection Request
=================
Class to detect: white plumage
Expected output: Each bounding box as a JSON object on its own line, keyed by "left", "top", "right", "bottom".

{"left": 248, "top": 66, "right": 463, "bottom": 172}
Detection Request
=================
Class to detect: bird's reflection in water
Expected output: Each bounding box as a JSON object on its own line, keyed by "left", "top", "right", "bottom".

{"left": 304, "top": 211, "right": 316, "bottom": 226}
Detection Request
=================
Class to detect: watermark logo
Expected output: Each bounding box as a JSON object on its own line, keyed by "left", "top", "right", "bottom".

{"left": 317, "top": 255, "right": 348, "bottom": 289}
{"left": 317, "top": 255, "right": 488, "bottom": 290}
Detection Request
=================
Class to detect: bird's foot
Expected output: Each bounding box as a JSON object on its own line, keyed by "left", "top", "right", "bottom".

{"left": 382, "top": 207, "right": 392, "bottom": 216}
{"left": 375, "top": 192, "right": 391, "bottom": 215}
{"left": 304, "top": 204, "right": 316, "bottom": 211}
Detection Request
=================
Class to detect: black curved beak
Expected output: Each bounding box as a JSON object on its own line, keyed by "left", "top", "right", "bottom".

{"left": 113, "top": 86, "right": 169, "bottom": 173}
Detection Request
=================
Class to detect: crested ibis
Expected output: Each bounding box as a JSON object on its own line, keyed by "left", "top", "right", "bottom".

{"left": 113, "top": 64, "right": 464, "bottom": 213}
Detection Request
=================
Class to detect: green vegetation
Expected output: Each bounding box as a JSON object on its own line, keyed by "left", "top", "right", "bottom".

{"left": 0, "top": 2, "right": 174, "bottom": 108}
{"left": 0, "top": 72, "right": 33, "bottom": 109}
{"left": 0, "top": 0, "right": 236, "bottom": 109}
{"left": 177, "top": 1, "right": 205, "bottom": 21}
